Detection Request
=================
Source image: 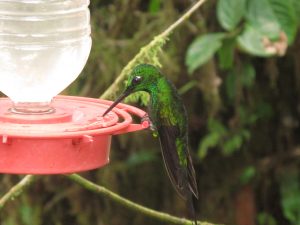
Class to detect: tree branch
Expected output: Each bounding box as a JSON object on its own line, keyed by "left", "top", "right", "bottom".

{"left": 0, "top": 175, "right": 36, "bottom": 210}
{"left": 161, "top": 0, "right": 207, "bottom": 37}
{"left": 100, "top": 0, "right": 207, "bottom": 100}
{"left": 67, "top": 174, "right": 220, "bottom": 225}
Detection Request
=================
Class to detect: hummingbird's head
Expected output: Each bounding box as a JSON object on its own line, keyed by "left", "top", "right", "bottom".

{"left": 102, "top": 64, "right": 161, "bottom": 116}
{"left": 125, "top": 64, "right": 161, "bottom": 92}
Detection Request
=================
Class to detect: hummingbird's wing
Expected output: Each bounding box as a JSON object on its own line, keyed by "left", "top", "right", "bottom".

{"left": 187, "top": 149, "right": 199, "bottom": 198}
{"left": 158, "top": 125, "right": 198, "bottom": 199}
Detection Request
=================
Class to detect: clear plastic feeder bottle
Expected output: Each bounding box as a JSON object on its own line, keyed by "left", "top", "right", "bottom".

{"left": 0, "top": 0, "right": 92, "bottom": 114}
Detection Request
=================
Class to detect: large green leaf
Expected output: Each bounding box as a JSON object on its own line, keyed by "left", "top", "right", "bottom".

{"left": 291, "top": 0, "right": 300, "bottom": 23}
{"left": 268, "top": 0, "right": 297, "bottom": 44}
{"left": 186, "top": 33, "right": 225, "bottom": 74}
{"left": 246, "top": 0, "right": 281, "bottom": 40}
{"left": 237, "top": 25, "right": 274, "bottom": 57}
{"left": 217, "top": 0, "right": 247, "bottom": 31}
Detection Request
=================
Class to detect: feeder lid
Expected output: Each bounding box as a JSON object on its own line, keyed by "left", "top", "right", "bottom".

{"left": 0, "top": 95, "right": 148, "bottom": 138}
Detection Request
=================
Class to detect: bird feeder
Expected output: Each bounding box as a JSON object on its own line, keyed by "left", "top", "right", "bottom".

{"left": 0, "top": 0, "right": 148, "bottom": 174}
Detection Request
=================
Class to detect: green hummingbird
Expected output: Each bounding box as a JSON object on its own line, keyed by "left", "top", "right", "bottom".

{"left": 102, "top": 64, "right": 198, "bottom": 223}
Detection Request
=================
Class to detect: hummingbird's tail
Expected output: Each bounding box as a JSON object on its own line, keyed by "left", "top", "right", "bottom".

{"left": 187, "top": 192, "right": 198, "bottom": 225}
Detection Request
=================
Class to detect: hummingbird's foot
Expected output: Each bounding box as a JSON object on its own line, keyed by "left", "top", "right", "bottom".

{"left": 142, "top": 114, "right": 158, "bottom": 137}
{"left": 141, "top": 114, "right": 156, "bottom": 132}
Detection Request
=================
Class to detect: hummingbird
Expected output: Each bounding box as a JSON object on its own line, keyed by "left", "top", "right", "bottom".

{"left": 102, "top": 64, "right": 198, "bottom": 224}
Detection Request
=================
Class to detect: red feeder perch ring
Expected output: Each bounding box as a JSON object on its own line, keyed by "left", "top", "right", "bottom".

{"left": 0, "top": 96, "right": 149, "bottom": 174}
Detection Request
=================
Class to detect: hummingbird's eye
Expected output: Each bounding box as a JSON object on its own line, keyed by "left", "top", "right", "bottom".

{"left": 132, "top": 76, "right": 142, "bottom": 85}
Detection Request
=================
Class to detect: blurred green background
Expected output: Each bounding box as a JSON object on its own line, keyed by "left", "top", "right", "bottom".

{"left": 1, "top": 0, "right": 300, "bottom": 225}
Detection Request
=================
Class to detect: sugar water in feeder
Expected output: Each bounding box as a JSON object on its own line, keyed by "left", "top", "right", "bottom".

{"left": 0, "top": 0, "right": 92, "bottom": 114}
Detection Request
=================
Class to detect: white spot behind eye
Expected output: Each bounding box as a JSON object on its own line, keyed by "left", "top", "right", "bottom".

{"left": 132, "top": 76, "right": 142, "bottom": 84}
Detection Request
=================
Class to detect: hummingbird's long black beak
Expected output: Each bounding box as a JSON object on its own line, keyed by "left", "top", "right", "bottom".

{"left": 102, "top": 89, "right": 131, "bottom": 116}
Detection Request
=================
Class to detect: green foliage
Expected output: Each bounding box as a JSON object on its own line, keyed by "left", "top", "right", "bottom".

{"left": 178, "top": 80, "right": 198, "bottom": 95}
{"left": 222, "top": 131, "right": 248, "bottom": 155}
{"left": 237, "top": 25, "right": 274, "bottom": 57}
{"left": 20, "top": 204, "right": 38, "bottom": 225}
{"left": 239, "top": 166, "right": 256, "bottom": 185}
{"left": 292, "top": 0, "right": 300, "bottom": 23}
{"left": 246, "top": 0, "right": 280, "bottom": 40}
{"left": 217, "top": 38, "right": 236, "bottom": 70}
{"left": 186, "top": 0, "right": 300, "bottom": 72}
{"left": 279, "top": 170, "right": 300, "bottom": 225}
{"left": 198, "top": 100, "right": 273, "bottom": 159}
{"left": 148, "top": 0, "right": 161, "bottom": 13}
{"left": 197, "top": 116, "right": 251, "bottom": 159}
{"left": 198, "top": 118, "right": 227, "bottom": 159}
{"left": 186, "top": 0, "right": 290, "bottom": 163}
{"left": 257, "top": 212, "right": 278, "bottom": 225}
{"left": 217, "top": 0, "right": 247, "bottom": 31}
{"left": 241, "top": 62, "right": 255, "bottom": 88}
{"left": 224, "top": 62, "right": 256, "bottom": 101}
{"left": 268, "top": 0, "right": 297, "bottom": 43}
{"left": 126, "top": 150, "right": 157, "bottom": 168}
{"left": 185, "top": 33, "right": 225, "bottom": 74}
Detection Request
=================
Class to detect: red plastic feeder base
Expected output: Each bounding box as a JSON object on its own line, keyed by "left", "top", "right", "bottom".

{"left": 0, "top": 96, "right": 148, "bottom": 174}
